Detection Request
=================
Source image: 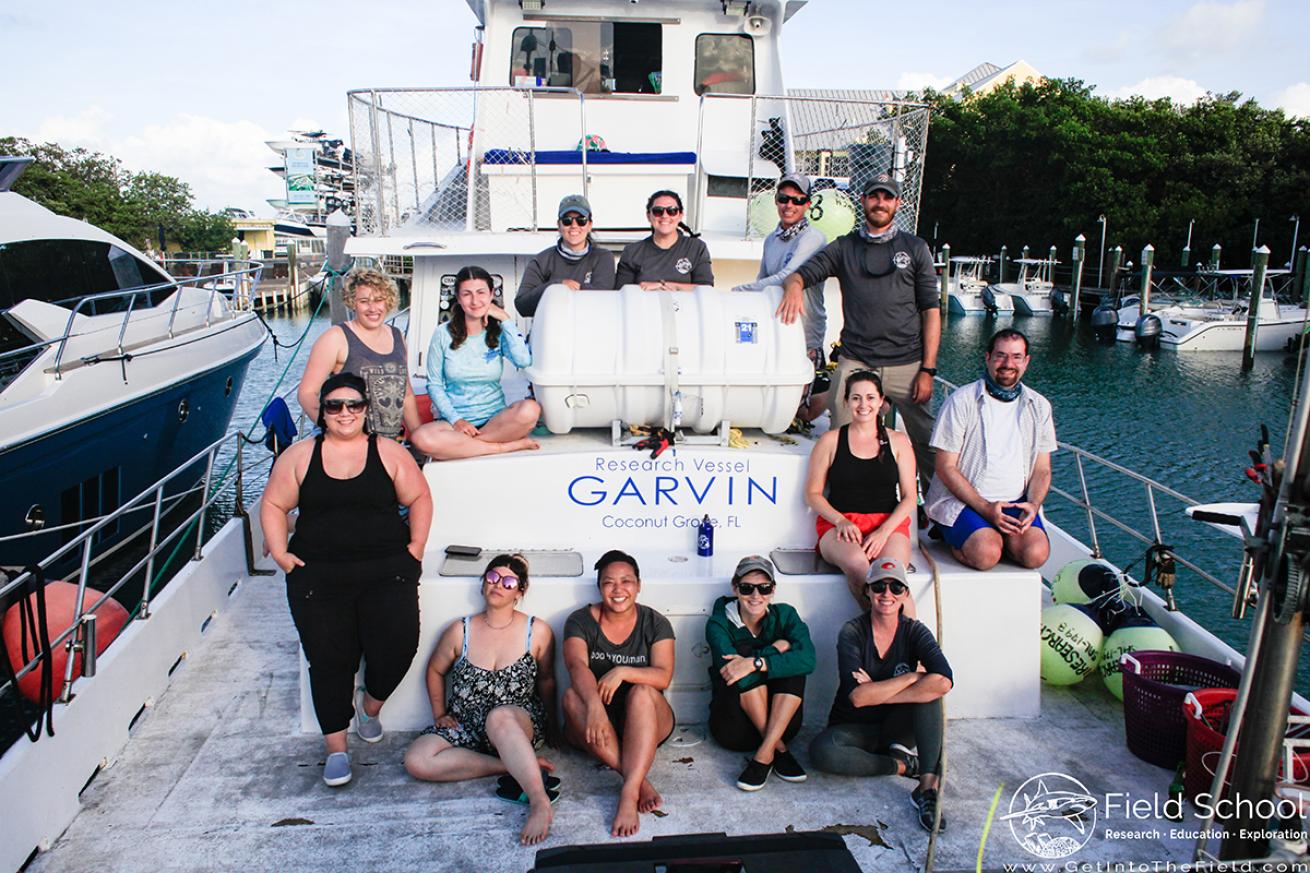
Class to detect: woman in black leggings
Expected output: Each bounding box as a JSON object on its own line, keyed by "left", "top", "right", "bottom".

{"left": 809, "top": 557, "right": 952, "bottom": 832}
{"left": 261, "top": 372, "right": 433, "bottom": 787}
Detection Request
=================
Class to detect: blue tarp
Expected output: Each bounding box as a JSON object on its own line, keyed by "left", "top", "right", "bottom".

{"left": 483, "top": 149, "right": 696, "bottom": 166}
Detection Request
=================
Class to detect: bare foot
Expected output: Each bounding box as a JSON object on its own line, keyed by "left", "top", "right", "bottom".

{"left": 612, "top": 791, "right": 641, "bottom": 838}
{"left": 520, "top": 800, "right": 554, "bottom": 846}
{"left": 499, "top": 438, "right": 540, "bottom": 454}
{"left": 536, "top": 755, "right": 555, "bottom": 772}
{"left": 637, "top": 779, "right": 662, "bottom": 814}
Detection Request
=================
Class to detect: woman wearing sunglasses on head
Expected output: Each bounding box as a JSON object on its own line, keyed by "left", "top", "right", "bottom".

{"left": 615, "top": 190, "right": 714, "bottom": 290}
{"left": 809, "top": 558, "right": 952, "bottom": 833}
{"left": 806, "top": 369, "right": 919, "bottom": 612}
{"left": 705, "top": 555, "right": 815, "bottom": 792}
{"left": 260, "top": 372, "right": 432, "bottom": 789}
{"left": 515, "top": 194, "right": 617, "bottom": 317}
{"left": 404, "top": 554, "right": 560, "bottom": 846}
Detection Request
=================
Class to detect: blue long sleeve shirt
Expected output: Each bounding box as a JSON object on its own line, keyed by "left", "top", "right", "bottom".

{"left": 425, "top": 320, "right": 531, "bottom": 426}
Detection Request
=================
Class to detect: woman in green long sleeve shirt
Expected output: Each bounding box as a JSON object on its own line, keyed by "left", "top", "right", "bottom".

{"left": 704, "top": 555, "right": 816, "bottom": 792}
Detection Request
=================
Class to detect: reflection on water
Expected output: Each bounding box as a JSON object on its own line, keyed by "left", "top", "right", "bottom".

{"left": 939, "top": 313, "right": 1305, "bottom": 693}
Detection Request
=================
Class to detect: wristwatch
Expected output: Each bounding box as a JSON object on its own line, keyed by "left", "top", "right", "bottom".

{"left": 753, "top": 656, "right": 764, "bottom": 671}
{"left": 919, "top": 366, "right": 938, "bottom": 376}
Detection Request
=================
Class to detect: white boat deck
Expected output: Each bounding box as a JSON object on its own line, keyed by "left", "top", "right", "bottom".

{"left": 24, "top": 536, "right": 1201, "bottom": 873}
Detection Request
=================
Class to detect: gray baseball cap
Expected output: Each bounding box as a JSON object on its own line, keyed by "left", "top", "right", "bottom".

{"left": 777, "top": 173, "right": 812, "bottom": 196}
{"left": 862, "top": 173, "right": 901, "bottom": 198}
{"left": 866, "top": 557, "right": 909, "bottom": 586}
{"left": 732, "top": 554, "right": 777, "bottom": 585}
{"left": 558, "top": 193, "right": 592, "bottom": 219}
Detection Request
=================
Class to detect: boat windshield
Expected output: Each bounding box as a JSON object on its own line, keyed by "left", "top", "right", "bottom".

{"left": 509, "top": 22, "right": 662, "bottom": 94}
{"left": 0, "top": 238, "right": 172, "bottom": 312}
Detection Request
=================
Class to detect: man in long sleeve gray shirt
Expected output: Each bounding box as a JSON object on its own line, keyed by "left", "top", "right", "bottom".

{"left": 778, "top": 174, "right": 941, "bottom": 487}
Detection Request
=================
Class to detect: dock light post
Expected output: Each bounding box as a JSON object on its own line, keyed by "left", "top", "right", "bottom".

{"left": 1242, "top": 245, "right": 1270, "bottom": 370}
{"left": 1291, "top": 214, "right": 1301, "bottom": 268}
{"left": 1097, "top": 215, "right": 1107, "bottom": 287}
{"left": 1182, "top": 218, "right": 1194, "bottom": 268}
{"left": 939, "top": 242, "right": 951, "bottom": 311}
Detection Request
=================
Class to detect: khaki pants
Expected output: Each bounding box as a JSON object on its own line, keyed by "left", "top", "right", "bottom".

{"left": 829, "top": 356, "right": 936, "bottom": 490}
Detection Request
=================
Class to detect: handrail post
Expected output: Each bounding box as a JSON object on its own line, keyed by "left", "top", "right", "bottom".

{"left": 166, "top": 279, "right": 184, "bottom": 337}
{"left": 53, "top": 299, "right": 84, "bottom": 379}
{"left": 578, "top": 92, "right": 589, "bottom": 203}
{"left": 139, "top": 485, "right": 166, "bottom": 620}
{"left": 115, "top": 292, "right": 139, "bottom": 359}
{"left": 60, "top": 537, "right": 95, "bottom": 702}
{"left": 1144, "top": 482, "right": 1164, "bottom": 544}
{"left": 693, "top": 95, "right": 708, "bottom": 229}
{"left": 234, "top": 434, "right": 246, "bottom": 515}
{"left": 744, "top": 95, "right": 758, "bottom": 239}
{"left": 528, "top": 89, "right": 539, "bottom": 232}
{"left": 1074, "top": 453, "right": 1101, "bottom": 558}
{"left": 193, "top": 447, "right": 217, "bottom": 561}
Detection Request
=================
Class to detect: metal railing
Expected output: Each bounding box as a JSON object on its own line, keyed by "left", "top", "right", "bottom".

{"left": 0, "top": 429, "right": 275, "bottom": 703}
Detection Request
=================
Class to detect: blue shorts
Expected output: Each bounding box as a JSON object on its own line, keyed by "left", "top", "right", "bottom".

{"left": 935, "top": 504, "right": 1046, "bottom": 550}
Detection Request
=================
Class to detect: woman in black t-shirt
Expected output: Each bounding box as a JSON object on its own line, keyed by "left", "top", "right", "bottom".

{"left": 808, "top": 558, "right": 952, "bottom": 834}
{"left": 615, "top": 190, "right": 714, "bottom": 290}
{"left": 562, "top": 549, "right": 676, "bottom": 838}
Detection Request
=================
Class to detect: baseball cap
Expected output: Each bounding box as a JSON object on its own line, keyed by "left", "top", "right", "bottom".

{"left": 732, "top": 555, "right": 777, "bottom": 585}
{"left": 558, "top": 193, "right": 592, "bottom": 220}
{"left": 862, "top": 173, "right": 901, "bottom": 198}
{"left": 866, "top": 557, "right": 909, "bottom": 586}
{"left": 776, "top": 173, "right": 812, "bottom": 197}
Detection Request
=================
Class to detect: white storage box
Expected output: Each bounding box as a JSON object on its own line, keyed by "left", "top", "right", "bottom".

{"left": 525, "top": 284, "right": 812, "bottom": 434}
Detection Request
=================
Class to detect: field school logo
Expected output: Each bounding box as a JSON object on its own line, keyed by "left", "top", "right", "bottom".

{"left": 893, "top": 251, "right": 912, "bottom": 270}
{"left": 1001, "top": 772, "right": 1098, "bottom": 859}
{"left": 675, "top": 257, "right": 693, "bottom": 274}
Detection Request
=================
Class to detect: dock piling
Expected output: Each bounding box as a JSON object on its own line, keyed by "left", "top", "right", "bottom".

{"left": 939, "top": 243, "right": 951, "bottom": 311}
{"left": 1071, "top": 234, "right": 1086, "bottom": 316}
{"left": 1211, "top": 243, "right": 1222, "bottom": 271}
{"left": 1107, "top": 245, "right": 1123, "bottom": 296}
{"left": 326, "top": 210, "right": 352, "bottom": 326}
{"left": 1140, "top": 244, "right": 1155, "bottom": 312}
{"left": 1296, "top": 246, "right": 1308, "bottom": 308}
{"left": 998, "top": 245, "right": 1008, "bottom": 284}
{"left": 1242, "top": 245, "right": 1270, "bottom": 370}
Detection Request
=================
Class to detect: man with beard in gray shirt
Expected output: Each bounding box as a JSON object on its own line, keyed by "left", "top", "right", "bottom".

{"left": 778, "top": 174, "right": 940, "bottom": 488}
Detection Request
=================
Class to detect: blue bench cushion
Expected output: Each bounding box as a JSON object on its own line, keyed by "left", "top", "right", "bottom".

{"left": 483, "top": 149, "right": 696, "bottom": 166}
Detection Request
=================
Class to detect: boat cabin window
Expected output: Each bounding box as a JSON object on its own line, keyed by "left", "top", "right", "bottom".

{"left": 0, "top": 239, "right": 172, "bottom": 313}
{"left": 510, "top": 23, "right": 662, "bottom": 94}
{"left": 694, "top": 33, "right": 755, "bottom": 96}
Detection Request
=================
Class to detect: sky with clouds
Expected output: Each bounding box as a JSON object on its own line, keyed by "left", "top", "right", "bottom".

{"left": 2, "top": 0, "right": 1306, "bottom": 215}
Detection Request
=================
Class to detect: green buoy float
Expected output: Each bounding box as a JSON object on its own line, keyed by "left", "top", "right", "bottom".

{"left": 1052, "top": 559, "right": 1122, "bottom": 606}
{"left": 1100, "top": 607, "right": 1179, "bottom": 700}
{"left": 1040, "top": 603, "right": 1103, "bottom": 685}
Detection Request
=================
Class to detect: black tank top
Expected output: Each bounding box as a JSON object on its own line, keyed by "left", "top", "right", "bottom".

{"left": 826, "top": 424, "right": 900, "bottom": 514}
{"left": 288, "top": 434, "right": 410, "bottom": 561}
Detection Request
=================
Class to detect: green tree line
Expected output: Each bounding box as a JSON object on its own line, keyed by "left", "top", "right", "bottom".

{"left": 1, "top": 137, "right": 234, "bottom": 253}
{"left": 918, "top": 79, "right": 1310, "bottom": 273}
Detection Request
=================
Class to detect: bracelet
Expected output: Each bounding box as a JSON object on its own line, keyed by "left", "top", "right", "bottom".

{"left": 919, "top": 366, "right": 938, "bottom": 376}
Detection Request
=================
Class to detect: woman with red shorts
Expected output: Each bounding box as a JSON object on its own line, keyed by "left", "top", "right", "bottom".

{"left": 805, "top": 370, "right": 918, "bottom": 611}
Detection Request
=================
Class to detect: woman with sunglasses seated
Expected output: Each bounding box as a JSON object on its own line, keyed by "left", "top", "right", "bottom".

{"left": 410, "top": 265, "right": 541, "bottom": 460}
{"left": 515, "top": 194, "right": 617, "bottom": 317}
{"left": 806, "top": 369, "right": 918, "bottom": 613}
{"left": 615, "top": 190, "right": 714, "bottom": 291}
{"left": 404, "top": 554, "right": 560, "bottom": 846}
{"left": 705, "top": 555, "right": 815, "bottom": 792}
{"left": 562, "top": 550, "right": 675, "bottom": 838}
{"left": 809, "top": 558, "right": 952, "bottom": 833}
{"left": 261, "top": 372, "right": 431, "bottom": 789}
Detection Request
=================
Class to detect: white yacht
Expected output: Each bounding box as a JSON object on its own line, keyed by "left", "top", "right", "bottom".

{"left": 0, "top": 157, "right": 268, "bottom": 567}
{"left": 3, "top": 4, "right": 1304, "bottom": 873}
{"left": 945, "top": 256, "right": 1008, "bottom": 314}
{"left": 992, "top": 257, "right": 1057, "bottom": 315}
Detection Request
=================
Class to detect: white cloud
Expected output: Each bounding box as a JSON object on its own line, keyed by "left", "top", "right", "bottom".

{"left": 1164, "top": 0, "right": 1264, "bottom": 60}
{"left": 896, "top": 72, "right": 954, "bottom": 92}
{"left": 1106, "top": 76, "right": 1210, "bottom": 105}
{"left": 1272, "top": 83, "right": 1310, "bottom": 118}
{"left": 34, "top": 109, "right": 284, "bottom": 215}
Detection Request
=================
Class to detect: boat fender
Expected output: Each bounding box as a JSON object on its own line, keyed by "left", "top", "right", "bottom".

{"left": 1100, "top": 613, "right": 1179, "bottom": 701}
{"left": 1051, "top": 559, "right": 1121, "bottom": 606}
{"left": 0, "top": 565, "right": 56, "bottom": 739}
{"left": 1039, "top": 603, "right": 1103, "bottom": 685}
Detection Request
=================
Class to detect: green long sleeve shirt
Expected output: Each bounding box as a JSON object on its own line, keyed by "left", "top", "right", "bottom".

{"left": 704, "top": 595, "right": 816, "bottom": 692}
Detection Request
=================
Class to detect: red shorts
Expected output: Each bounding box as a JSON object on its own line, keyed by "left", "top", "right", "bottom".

{"left": 815, "top": 512, "right": 912, "bottom": 551}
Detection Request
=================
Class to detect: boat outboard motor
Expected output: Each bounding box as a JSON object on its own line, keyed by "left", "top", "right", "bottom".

{"left": 1091, "top": 304, "right": 1118, "bottom": 344}
{"left": 1050, "top": 288, "right": 1069, "bottom": 316}
{"left": 1135, "top": 313, "right": 1162, "bottom": 350}
{"left": 981, "top": 284, "right": 1000, "bottom": 316}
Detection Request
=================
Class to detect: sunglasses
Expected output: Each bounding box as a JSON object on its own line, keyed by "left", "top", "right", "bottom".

{"left": 649, "top": 205, "right": 682, "bottom": 217}
{"left": 483, "top": 569, "right": 521, "bottom": 590}
{"left": 322, "top": 399, "right": 368, "bottom": 414}
{"left": 866, "top": 579, "right": 908, "bottom": 596}
{"left": 736, "top": 581, "right": 776, "bottom": 596}
{"left": 776, "top": 194, "right": 810, "bottom": 206}
{"left": 559, "top": 215, "right": 590, "bottom": 226}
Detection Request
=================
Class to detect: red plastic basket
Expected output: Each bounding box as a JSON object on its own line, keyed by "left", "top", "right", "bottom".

{"left": 1182, "top": 688, "right": 1310, "bottom": 802}
{"left": 1121, "top": 651, "right": 1240, "bottom": 769}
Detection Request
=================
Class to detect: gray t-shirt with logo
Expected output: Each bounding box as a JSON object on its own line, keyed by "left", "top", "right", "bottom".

{"left": 565, "top": 603, "right": 676, "bottom": 682}
{"left": 615, "top": 235, "right": 715, "bottom": 286}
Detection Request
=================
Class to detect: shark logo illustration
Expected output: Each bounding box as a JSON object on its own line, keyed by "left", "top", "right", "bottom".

{"left": 1006, "top": 772, "right": 1098, "bottom": 859}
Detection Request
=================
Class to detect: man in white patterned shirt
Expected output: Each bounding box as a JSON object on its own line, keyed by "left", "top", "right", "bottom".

{"left": 924, "top": 328, "right": 1056, "bottom": 571}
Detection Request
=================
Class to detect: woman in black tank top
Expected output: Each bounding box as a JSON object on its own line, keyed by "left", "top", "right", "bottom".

{"left": 804, "top": 370, "right": 919, "bottom": 610}
{"left": 261, "top": 372, "right": 433, "bottom": 787}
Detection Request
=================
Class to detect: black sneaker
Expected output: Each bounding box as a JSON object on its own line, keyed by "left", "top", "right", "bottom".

{"left": 888, "top": 743, "right": 920, "bottom": 779}
{"left": 736, "top": 758, "right": 771, "bottom": 792}
{"left": 772, "top": 749, "right": 807, "bottom": 783}
{"left": 911, "top": 786, "right": 947, "bottom": 832}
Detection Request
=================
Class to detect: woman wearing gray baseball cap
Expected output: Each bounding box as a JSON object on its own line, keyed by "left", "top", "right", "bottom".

{"left": 705, "top": 555, "right": 815, "bottom": 791}
{"left": 514, "top": 194, "right": 617, "bottom": 316}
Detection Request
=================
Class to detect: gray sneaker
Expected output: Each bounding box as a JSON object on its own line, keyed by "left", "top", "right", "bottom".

{"left": 323, "top": 752, "right": 352, "bottom": 787}
{"left": 355, "top": 687, "right": 383, "bottom": 743}
{"left": 888, "top": 743, "right": 920, "bottom": 779}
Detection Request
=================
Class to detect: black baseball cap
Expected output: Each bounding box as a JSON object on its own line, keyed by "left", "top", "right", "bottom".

{"left": 862, "top": 173, "right": 901, "bottom": 198}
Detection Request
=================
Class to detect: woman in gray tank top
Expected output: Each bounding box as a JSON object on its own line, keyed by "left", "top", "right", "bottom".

{"left": 298, "top": 267, "right": 419, "bottom": 439}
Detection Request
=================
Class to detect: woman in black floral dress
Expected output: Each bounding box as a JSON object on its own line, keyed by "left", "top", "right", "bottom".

{"left": 404, "top": 554, "right": 559, "bottom": 845}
